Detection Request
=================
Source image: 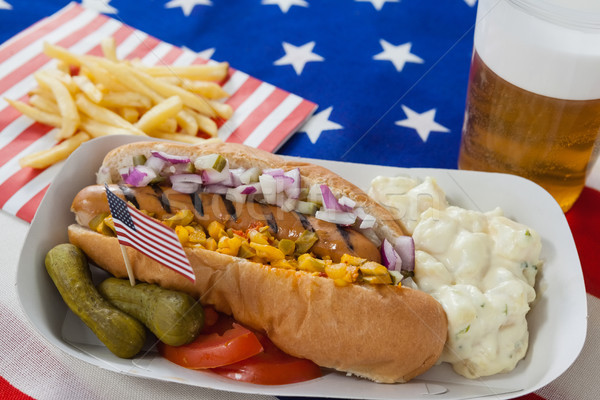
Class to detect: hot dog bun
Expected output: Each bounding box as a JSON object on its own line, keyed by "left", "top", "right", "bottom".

{"left": 69, "top": 141, "right": 448, "bottom": 383}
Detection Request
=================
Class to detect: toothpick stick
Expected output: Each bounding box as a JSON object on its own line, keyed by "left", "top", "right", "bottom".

{"left": 120, "top": 244, "right": 136, "bottom": 286}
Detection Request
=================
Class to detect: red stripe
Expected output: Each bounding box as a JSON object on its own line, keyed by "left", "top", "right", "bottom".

{"left": 78, "top": 25, "right": 133, "bottom": 58}
{"left": 192, "top": 56, "right": 209, "bottom": 65}
{"left": 0, "top": 376, "right": 35, "bottom": 400}
{"left": 0, "top": 122, "right": 53, "bottom": 169}
{"left": 227, "top": 88, "right": 288, "bottom": 144}
{"left": 0, "top": 13, "right": 110, "bottom": 94}
{"left": 566, "top": 186, "right": 600, "bottom": 298}
{"left": 159, "top": 46, "right": 183, "bottom": 65}
{"left": 0, "top": 3, "right": 83, "bottom": 64}
{"left": 15, "top": 184, "right": 49, "bottom": 223}
{"left": 258, "top": 99, "right": 316, "bottom": 152}
{"left": 0, "top": 94, "right": 29, "bottom": 129}
{"left": 0, "top": 167, "right": 43, "bottom": 209}
{"left": 223, "top": 75, "right": 261, "bottom": 111}
{"left": 124, "top": 36, "right": 161, "bottom": 61}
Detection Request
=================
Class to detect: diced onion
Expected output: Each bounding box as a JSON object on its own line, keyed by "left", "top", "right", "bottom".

{"left": 172, "top": 181, "right": 200, "bottom": 194}
{"left": 262, "top": 168, "right": 285, "bottom": 177}
{"left": 381, "top": 239, "right": 402, "bottom": 271}
{"left": 283, "top": 168, "right": 301, "bottom": 199}
{"left": 259, "top": 174, "right": 277, "bottom": 204}
{"left": 151, "top": 151, "right": 190, "bottom": 164}
{"left": 338, "top": 196, "right": 356, "bottom": 210}
{"left": 320, "top": 185, "right": 347, "bottom": 212}
{"left": 226, "top": 187, "right": 247, "bottom": 203}
{"left": 203, "top": 184, "right": 229, "bottom": 194}
{"left": 394, "top": 236, "right": 415, "bottom": 272}
{"left": 307, "top": 184, "right": 323, "bottom": 205}
{"left": 359, "top": 214, "right": 376, "bottom": 229}
{"left": 238, "top": 183, "right": 261, "bottom": 195}
{"left": 121, "top": 166, "right": 156, "bottom": 187}
{"left": 170, "top": 173, "right": 203, "bottom": 185}
{"left": 201, "top": 165, "right": 230, "bottom": 185}
{"left": 144, "top": 155, "right": 167, "bottom": 174}
{"left": 315, "top": 210, "right": 356, "bottom": 226}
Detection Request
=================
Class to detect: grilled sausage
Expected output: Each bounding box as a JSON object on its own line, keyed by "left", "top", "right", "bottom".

{"left": 71, "top": 184, "right": 381, "bottom": 263}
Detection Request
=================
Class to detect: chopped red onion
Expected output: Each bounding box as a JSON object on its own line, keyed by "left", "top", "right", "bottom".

{"left": 283, "top": 168, "right": 301, "bottom": 199}
{"left": 121, "top": 166, "right": 156, "bottom": 187}
{"left": 226, "top": 187, "right": 247, "bottom": 203}
{"left": 170, "top": 173, "right": 203, "bottom": 185}
{"left": 281, "top": 197, "right": 298, "bottom": 212}
{"left": 338, "top": 196, "right": 356, "bottom": 210}
{"left": 315, "top": 210, "right": 357, "bottom": 226}
{"left": 359, "top": 214, "right": 376, "bottom": 229}
{"left": 381, "top": 239, "right": 402, "bottom": 271}
{"left": 144, "top": 155, "right": 167, "bottom": 174}
{"left": 172, "top": 181, "right": 200, "bottom": 194}
{"left": 307, "top": 184, "right": 323, "bottom": 205}
{"left": 151, "top": 151, "right": 190, "bottom": 164}
{"left": 394, "top": 236, "right": 415, "bottom": 272}
{"left": 259, "top": 174, "right": 277, "bottom": 204}
{"left": 229, "top": 168, "right": 245, "bottom": 187}
{"left": 203, "top": 184, "right": 229, "bottom": 194}
{"left": 262, "top": 168, "right": 285, "bottom": 177}
{"left": 238, "top": 183, "right": 261, "bottom": 195}
{"left": 201, "top": 165, "right": 230, "bottom": 185}
{"left": 320, "top": 185, "right": 344, "bottom": 212}
{"left": 274, "top": 174, "right": 294, "bottom": 192}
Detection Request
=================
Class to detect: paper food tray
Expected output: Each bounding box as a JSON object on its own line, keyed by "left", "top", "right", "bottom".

{"left": 16, "top": 135, "right": 587, "bottom": 400}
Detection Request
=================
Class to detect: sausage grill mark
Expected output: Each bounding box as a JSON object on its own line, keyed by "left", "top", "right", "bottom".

{"left": 151, "top": 184, "right": 171, "bottom": 213}
{"left": 295, "top": 211, "right": 314, "bottom": 231}
{"left": 118, "top": 184, "right": 140, "bottom": 209}
{"left": 190, "top": 192, "right": 204, "bottom": 216}
{"left": 220, "top": 194, "right": 238, "bottom": 222}
{"left": 336, "top": 225, "right": 354, "bottom": 251}
{"left": 262, "top": 205, "right": 278, "bottom": 234}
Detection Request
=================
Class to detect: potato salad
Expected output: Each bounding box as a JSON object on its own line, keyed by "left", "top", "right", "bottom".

{"left": 369, "top": 176, "right": 542, "bottom": 379}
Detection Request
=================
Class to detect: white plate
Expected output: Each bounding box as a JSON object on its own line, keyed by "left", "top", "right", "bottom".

{"left": 16, "top": 135, "right": 586, "bottom": 400}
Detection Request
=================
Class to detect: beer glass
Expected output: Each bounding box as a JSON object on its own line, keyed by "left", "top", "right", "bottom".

{"left": 458, "top": 0, "right": 600, "bottom": 212}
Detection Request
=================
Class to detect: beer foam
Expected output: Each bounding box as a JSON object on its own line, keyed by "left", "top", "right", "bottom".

{"left": 474, "top": 0, "right": 600, "bottom": 100}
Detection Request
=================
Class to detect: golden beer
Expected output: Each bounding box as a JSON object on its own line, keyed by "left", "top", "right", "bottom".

{"left": 459, "top": 52, "right": 600, "bottom": 212}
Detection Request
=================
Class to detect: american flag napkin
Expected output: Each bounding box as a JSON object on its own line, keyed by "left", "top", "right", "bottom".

{"left": 0, "top": 2, "right": 316, "bottom": 223}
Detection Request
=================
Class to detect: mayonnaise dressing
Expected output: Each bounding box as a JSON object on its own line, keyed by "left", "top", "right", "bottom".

{"left": 369, "top": 176, "right": 542, "bottom": 379}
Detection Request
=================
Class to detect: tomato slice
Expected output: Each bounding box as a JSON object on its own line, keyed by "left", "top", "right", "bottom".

{"left": 211, "top": 332, "right": 322, "bottom": 385}
{"left": 158, "top": 315, "right": 263, "bottom": 369}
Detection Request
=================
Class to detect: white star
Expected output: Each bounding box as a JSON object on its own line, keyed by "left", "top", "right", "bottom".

{"left": 373, "top": 40, "right": 424, "bottom": 72}
{"left": 464, "top": 0, "right": 477, "bottom": 6}
{"left": 262, "top": 0, "right": 308, "bottom": 13}
{"left": 395, "top": 105, "right": 449, "bottom": 142}
{"left": 299, "top": 107, "right": 343, "bottom": 144}
{"left": 165, "top": 0, "right": 212, "bottom": 17}
{"left": 355, "top": 0, "right": 399, "bottom": 11}
{"left": 274, "top": 41, "right": 324, "bottom": 75}
{"left": 181, "top": 46, "right": 215, "bottom": 60}
{"left": 0, "top": 0, "right": 12, "bottom": 10}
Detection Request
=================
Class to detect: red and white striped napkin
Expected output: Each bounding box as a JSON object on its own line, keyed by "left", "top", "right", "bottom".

{"left": 0, "top": 2, "right": 316, "bottom": 223}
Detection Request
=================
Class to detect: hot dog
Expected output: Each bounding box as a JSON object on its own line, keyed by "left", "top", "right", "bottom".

{"left": 68, "top": 141, "right": 448, "bottom": 383}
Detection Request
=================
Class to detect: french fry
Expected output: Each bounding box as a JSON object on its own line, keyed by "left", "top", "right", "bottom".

{"left": 10, "top": 40, "right": 234, "bottom": 169}
{"left": 101, "top": 37, "right": 118, "bottom": 62}
{"left": 73, "top": 75, "right": 103, "bottom": 103}
{"left": 182, "top": 79, "right": 229, "bottom": 99}
{"left": 148, "top": 130, "right": 222, "bottom": 145}
{"left": 43, "top": 42, "right": 83, "bottom": 67}
{"left": 193, "top": 111, "right": 218, "bottom": 137}
{"left": 34, "top": 71, "right": 80, "bottom": 139}
{"left": 175, "top": 108, "right": 198, "bottom": 135}
{"left": 208, "top": 100, "right": 233, "bottom": 120}
{"left": 28, "top": 94, "right": 59, "bottom": 114}
{"left": 5, "top": 98, "right": 62, "bottom": 127}
{"left": 75, "top": 93, "right": 145, "bottom": 135}
{"left": 119, "top": 107, "right": 140, "bottom": 124}
{"left": 134, "top": 95, "right": 183, "bottom": 132}
{"left": 99, "top": 91, "right": 153, "bottom": 109}
{"left": 130, "top": 68, "right": 216, "bottom": 117}
{"left": 80, "top": 118, "right": 146, "bottom": 138}
{"left": 141, "top": 62, "right": 229, "bottom": 81}
{"left": 19, "top": 131, "right": 90, "bottom": 169}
